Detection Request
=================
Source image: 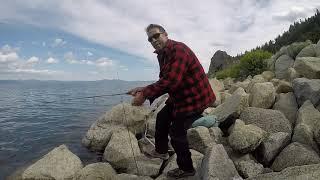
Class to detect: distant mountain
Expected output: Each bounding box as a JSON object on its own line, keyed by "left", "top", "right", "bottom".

{"left": 207, "top": 50, "right": 239, "bottom": 77}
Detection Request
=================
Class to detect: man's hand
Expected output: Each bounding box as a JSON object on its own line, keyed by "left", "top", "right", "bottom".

{"left": 127, "top": 87, "right": 144, "bottom": 96}
{"left": 131, "top": 91, "right": 146, "bottom": 106}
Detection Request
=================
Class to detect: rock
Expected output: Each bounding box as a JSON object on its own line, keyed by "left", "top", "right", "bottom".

{"left": 138, "top": 137, "right": 155, "bottom": 157}
{"left": 296, "top": 44, "right": 317, "bottom": 58}
{"left": 228, "top": 120, "right": 267, "bottom": 153}
{"left": 271, "top": 142, "right": 320, "bottom": 171}
{"left": 292, "top": 78, "right": 320, "bottom": 107}
{"left": 220, "top": 92, "right": 232, "bottom": 104}
{"left": 73, "top": 163, "right": 119, "bottom": 180}
{"left": 223, "top": 77, "right": 235, "bottom": 90}
{"left": 22, "top": 145, "right": 83, "bottom": 180}
{"left": 208, "top": 50, "right": 238, "bottom": 76}
{"left": 159, "top": 150, "right": 203, "bottom": 180}
{"left": 286, "top": 67, "right": 300, "bottom": 82}
{"left": 235, "top": 160, "right": 264, "bottom": 179}
{"left": 262, "top": 71, "right": 275, "bottom": 81}
{"left": 127, "top": 156, "right": 163, "bottom": 177}
{"left": 249, "top": 82, "right": 276, "bottom": 109}
{"left": 275, "top": 55, "right": 294, "bottom": 79}
{"left": 292, "top": 100, "right": 320, "bottom": 152}
{"left": 224, "top": 145, "right": 256, "bottom": 164}
{"left": 203, "top": 107, "right": 215, "bottom": 115}
{"left": 200, "top": 144, "right": 242, "bottom": 180}
{"left": 255, "top": 132, "right": 291, "bottom": 166}
{"left": 118, "top": 174, "right": 153, "bottom": 180}
{"left": 275, "top": 80, "right": 293, "bottom": 94}
{"left": 246, "top": 75, "right": 267, "bottom": 93}
{"left": 103, "top": 128, "right": 142, "bottom": 171}
{"left": 272, "top": 92, "right": 298, "bottom": 126}
{"left": 209, "top": 78, "right": 225, "bottom": 92}
{"left": 293, "top": 57, "right": 320, "bottom": 79}
{"left": 210, "top": 87, "right": 249, "bottom": 123}
{"left": 83, "top": 103, "right": 151, "bottom": 150}
{"left": 270, "top": 78, "right": 280, "bottom": 87}
{"left": 266, "top": 56, "right": 277, "bottom": 71}
{"left": 247, "top": 164, "right": 320, "bottom": 180}
{"left": 274, "top": 41, "right": 312, "bottom": 59}
{"left": 316, "top": 40, "right": 320, "bottom": 56}
{"left": 187, "top": 126, "right": 214, "bottom": 154}
{"left": 240, "top": 107, "right": 292, "bottom": 134}
{"left": 209, "top": 127, "right": 225, "bottom": 144}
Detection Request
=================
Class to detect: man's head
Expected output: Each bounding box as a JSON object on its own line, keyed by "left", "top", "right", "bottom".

{"left": 145, "top": 24, "right": 168, "bottom": 50}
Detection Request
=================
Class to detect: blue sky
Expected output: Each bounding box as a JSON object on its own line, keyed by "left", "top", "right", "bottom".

{"left": 0, "top": 0, "right": 320, "bottom": 81}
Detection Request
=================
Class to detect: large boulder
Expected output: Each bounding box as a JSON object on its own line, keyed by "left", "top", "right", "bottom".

{"left": 210, "top": 87, "right": 249, "bottom": 123}
{"left": 272, "top": 92, "right": 298, "bottom": 126}
{"left": 240, "top": 107, "right": 292, "bottom": 134}
{"left": 200, "top": 144, "right": 242, "bottom": 180}
{"left": 187, "top": 126, "right": 214, "bottom": 154}
{"left": 255, "top": 132, "right": 291, "bottom": 166}
{"left": 118, "top": 174, "right": 153, "bottom": 180}
{"left": 292, "top": 100, "right": 320, "bottom": 152}
{"left": 247, "top": 164, "right": 320, "bottom": 180}
{"left": 103, "top": 128, "right": 142, "bottom": 171}
{"left": 293, "top": 57, "right": 320, "bottom": 79}
{"left": 275, "top": 80, "right": 293, "bottom": 94}
{"left": 249, "top": 82, "right": 276, "bottom": 109}
{"left": 83, "top": 103, "right": 151, "bottom": 150}
{"left": 235, "top": 160, "right": 264, "bottom": 179}
{"left": 296, "top": 44, "right": 317, "bottom": 58}
{"left": 273, "top": 41, "right": 312, "bottom": 59}
{"left": 246, "top": 75, "right": 267, "bottom": 93}
{"left": 22, "top": 145, "right": 83, "bottom": 180}
{"left": 292, "top": 78, "right": 320, "bottom": 107}
{"left": 228, "top": 120, "right": 267, "bottom": 153}
{"left": 275, "top": 55, "right": 294, "bottom": 79}
{"left": 262, "top": 71, "right": 275, "bottom": 81}
{"left": 271, "top": 142, "right": 320, "bottom": 171}
{"left": 157, "top": 150, "right": 203, "bottom": 180}
{"left": 73, "top": 163, "right": 119, "bottom": 180}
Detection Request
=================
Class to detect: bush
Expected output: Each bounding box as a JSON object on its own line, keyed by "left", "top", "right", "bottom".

{"left": 215, "top": 50, "right": 272, "bottom": 79}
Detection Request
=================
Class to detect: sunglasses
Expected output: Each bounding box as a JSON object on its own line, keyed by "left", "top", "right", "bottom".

{"left": 148, "top": 33, "right": 162, "bottom": 42}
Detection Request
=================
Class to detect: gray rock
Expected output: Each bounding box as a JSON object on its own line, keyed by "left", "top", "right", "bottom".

{"left": 159, "top": 150, "right": 203, "bottom": 180}
{"left": 118, "top": 174, "right": 153, "bottom": 180}
{"left": 103, "top": 128, "right": 142, "bottom": 171}
{"left": 223, "top": 77, "right": 235, "bottom": 90}
{"left": 292, "top": 78, "right": 320, "bottom": 107}
{"left": 285, "top": 67, "right": 300, "bottom": 82}
{"left": 296, "top": 44, "right": 317, "bottom": 58}
{"left": 210, "top": 87, "right": 249, "bottom": 123}
{"left": 255, "top": 132, "right": 291, "bottom": 166}
{"left": 200, "top": 144, "right": 242, "bottom": 180}
{"left": 224, "top": 145, "right": 256, "bottom": 164}
{"left": 209, "top": 78, "right": 225, "bottom": 92}
{"left": 247, "top": 163, "right": 320, "bottom": 180}
{"left": 275, "top": 80, "right": 293, "bottom": 94}
{"left": 293, "top": 57, "right": 320, "bottom": 79}
{"left": 187, "top": 126, "right": 214, "bottom": 154}
{"left": 228, "top": 120, "right": 267, "bottom": 153}
{"left": 262, "top": 71, "right": 275, "bottom": 81}
{"left": 275, "top": 55, "right": 294, "bottom": 79}
{"left": 271, "top": 142, "right": 320, "bottom": 171}
{"left": 235, "top": 160, "right": 264, "bottom": 179}
{"left": 249, "top": 82, "right": 276, "bottom": 109}
{"left": 83, "top": 103, "right": 151, "bottom": 150}
{"left": 127, "top": 156, "right": 163, "bottom": 177}
{"left": 273, "top": 41, "right": 312, "bottom": 59}
{"left": 272, "top": 92, "right": 298, "bottom": 126}
{"left": 240, "top": 107, "right": 292, "bottom": 134}
{"left": 220, "top": 92, "right": 232, "bottom": 104}
{"left": 246, "top": 75, "right": 266, "bottom": 93}
{"left": 73, "top": 163, "right": 119, "bottom": 180}
{"left": 316, "top": 40, "right": 320, "bottom": 56}
{"left": 22, "top": 145, "right": 83, "bottom": 180}
{"left": 292, "top": 100, "right": 320, "bottom": 152}
{"left": 209, "top": 127, "right": 225, "bottom": 144}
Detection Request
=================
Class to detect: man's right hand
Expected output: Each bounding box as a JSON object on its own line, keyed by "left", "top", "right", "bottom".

{"left": 126, "top": 87, "right": 145, "bottom": 96}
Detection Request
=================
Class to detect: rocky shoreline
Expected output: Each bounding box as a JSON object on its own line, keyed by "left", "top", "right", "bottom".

{"left": 9, "top": 39, "right": 320, "bottom": 180}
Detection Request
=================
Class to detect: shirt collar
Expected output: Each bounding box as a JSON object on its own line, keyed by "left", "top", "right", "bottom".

{"left": 153, "top": 39, "right": 173, "bottom": 55}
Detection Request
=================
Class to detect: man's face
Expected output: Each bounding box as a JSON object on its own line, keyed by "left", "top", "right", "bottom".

{"left": 147, "top": 28, "right": 168, "bottom": 50}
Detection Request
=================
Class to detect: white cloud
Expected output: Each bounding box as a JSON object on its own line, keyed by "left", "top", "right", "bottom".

{"left": 87, "top": 51, "right": 93, "bottom": 56}
{"left": 96, "top": 57, "right": 113, "bottom": 67}
{"left": 51, "top": 38, "right": 66, "bottom": 47}
{"left": 1, "top": 0, "right": 320, "bottom": 73}
{"left": 27, "top": 56, "right": 39, "bottom": 63}
{"left": 47, "top": 57, "right": 59, "bottom": 64}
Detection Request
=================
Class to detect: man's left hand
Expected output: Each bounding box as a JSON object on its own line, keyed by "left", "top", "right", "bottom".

{"left": 132, "top": 91, "right": 146, "bottom": 106}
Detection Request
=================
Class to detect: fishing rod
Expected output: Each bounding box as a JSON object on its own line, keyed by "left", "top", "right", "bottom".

{"left": 45, "top": 92, "right": 129, "bottom": 104}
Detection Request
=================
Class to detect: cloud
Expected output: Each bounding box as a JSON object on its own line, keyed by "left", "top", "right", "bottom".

{"left": 272, "top": 6, "right": 310, "bottom": 22}
{"left": 51, "top": 38, "right": 66, "bottom": 47}
{"left": 47, "top": 57, "right": 59, "bottom": 64}
{"left": 95, "top": 57, "right": 113, "bottom": 67}
{"left": 64, "top": 51, "right": 115, "bottom": 68}
{"left": 87, "top": 51, "right": 93, "bottom": 56}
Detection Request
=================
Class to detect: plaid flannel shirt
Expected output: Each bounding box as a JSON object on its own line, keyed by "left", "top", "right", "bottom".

{"left": 142, "top": 39, "right": 216, "bottom": 116}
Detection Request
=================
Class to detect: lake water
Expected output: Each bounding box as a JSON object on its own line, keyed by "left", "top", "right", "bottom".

{"left": 0, "top": 80, "right": 150, "bottom": 179}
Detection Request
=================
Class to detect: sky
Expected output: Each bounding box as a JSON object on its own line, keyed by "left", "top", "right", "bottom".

{"left": 0, "top": 0, "right": 320, "bottom": 81}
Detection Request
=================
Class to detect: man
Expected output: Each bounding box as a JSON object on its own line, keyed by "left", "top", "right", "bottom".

{"left": 127, "top": 24, "right": 215, "bottom": 179}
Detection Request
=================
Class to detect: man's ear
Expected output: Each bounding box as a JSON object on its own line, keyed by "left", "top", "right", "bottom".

{"left": 164, "top": 32, "right": 168, "bottom": 37}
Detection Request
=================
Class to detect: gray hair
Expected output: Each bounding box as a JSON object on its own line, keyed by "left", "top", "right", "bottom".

{"left": 145, "top": 24, "right": 166, "bottom": 33}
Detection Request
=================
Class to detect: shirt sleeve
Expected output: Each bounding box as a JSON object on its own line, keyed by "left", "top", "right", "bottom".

{"left": 143, "top": 46, "right": 190, "bottom": 100}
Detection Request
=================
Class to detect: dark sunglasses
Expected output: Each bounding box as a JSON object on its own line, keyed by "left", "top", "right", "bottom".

{"left": 148, "top": 33, "right": 162, "bottom": 42}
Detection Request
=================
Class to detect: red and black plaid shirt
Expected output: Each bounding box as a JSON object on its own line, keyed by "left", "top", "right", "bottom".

{"left": 143, "top": 39, "right": 216, "bottom": 116}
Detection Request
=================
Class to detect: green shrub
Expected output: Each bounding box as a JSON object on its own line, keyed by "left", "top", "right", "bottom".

{"left": 215, "top": 50, "right": 272, "bottom": 79}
